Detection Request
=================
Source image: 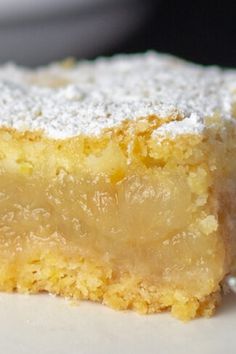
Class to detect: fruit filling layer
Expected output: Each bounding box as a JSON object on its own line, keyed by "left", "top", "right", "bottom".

{"left": 0, "top": 166, "right": 223, "bottom": 299}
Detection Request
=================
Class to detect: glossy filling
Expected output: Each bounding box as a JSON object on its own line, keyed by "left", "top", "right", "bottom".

{"left": 0, "top": 166, "right": 224, "bottom": 298}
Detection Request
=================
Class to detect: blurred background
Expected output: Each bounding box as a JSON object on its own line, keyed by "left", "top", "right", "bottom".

{"left": 0, "top": 0, "right": 235, "bottom": 67}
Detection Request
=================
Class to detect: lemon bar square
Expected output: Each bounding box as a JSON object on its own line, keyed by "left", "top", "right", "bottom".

{"left": 0, "top": 53, "right": 236, "bottom": 320}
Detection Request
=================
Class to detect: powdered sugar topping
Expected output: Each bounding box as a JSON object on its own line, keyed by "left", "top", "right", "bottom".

{"left": 0, "top": 52, "right": 235, "bottom": 139}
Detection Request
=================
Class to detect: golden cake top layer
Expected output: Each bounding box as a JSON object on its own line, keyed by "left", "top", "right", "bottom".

{"left": 0, "top": 52, "right": 235, "bottom": 139}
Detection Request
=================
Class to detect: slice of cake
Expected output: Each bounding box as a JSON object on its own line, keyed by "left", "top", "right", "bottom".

{"left": 0, "top": 53, "right": 235, "bottom": 321}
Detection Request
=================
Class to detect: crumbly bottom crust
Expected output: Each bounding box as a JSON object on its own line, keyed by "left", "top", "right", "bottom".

{"left": 0, "top": 250, "right": 221, "bottom": 321}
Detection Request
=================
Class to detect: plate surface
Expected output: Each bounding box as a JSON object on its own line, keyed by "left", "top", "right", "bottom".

{"left": 0, "top": 0, "right": 118, "bottom": 20}
{"left": 0, "top": 292, "right": 235, "bottom": 354}
{"left": 0, "top": 1, "right": 150, "bottom": 65}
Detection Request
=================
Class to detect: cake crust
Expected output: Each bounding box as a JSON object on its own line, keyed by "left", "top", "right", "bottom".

{"left": 0, "top": 52, "right": 235, "bottom": 139}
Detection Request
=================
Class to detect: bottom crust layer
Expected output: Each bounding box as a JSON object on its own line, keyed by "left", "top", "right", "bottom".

{"left": 0, "top": 250, "right": 221, "bottom": 321}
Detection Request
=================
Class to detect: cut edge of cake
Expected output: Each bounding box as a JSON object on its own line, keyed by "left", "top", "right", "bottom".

{"left": 0, "top": 52, "right": 235, "bottom": 321}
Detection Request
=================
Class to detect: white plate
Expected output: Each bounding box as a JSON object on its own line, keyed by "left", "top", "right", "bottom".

{"left": 0, "top": 0, "right": 126, "bottom": 21}
{"left": 0, "top": 292, "right": 235, "bottom": 354}
{"left": 0, "top": 0, "right": 151, "bottom": 65}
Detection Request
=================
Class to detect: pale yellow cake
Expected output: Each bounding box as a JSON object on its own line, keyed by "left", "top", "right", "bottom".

{"left": 0, "top": 53, "right": 235, "bottom": 321}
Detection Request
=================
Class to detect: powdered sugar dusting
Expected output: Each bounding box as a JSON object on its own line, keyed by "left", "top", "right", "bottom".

{"left": 0, "top": 52, "right": 235, "bottom": 139}
{"left": 153, "top": 113, "right": 205, "bottom": 139}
